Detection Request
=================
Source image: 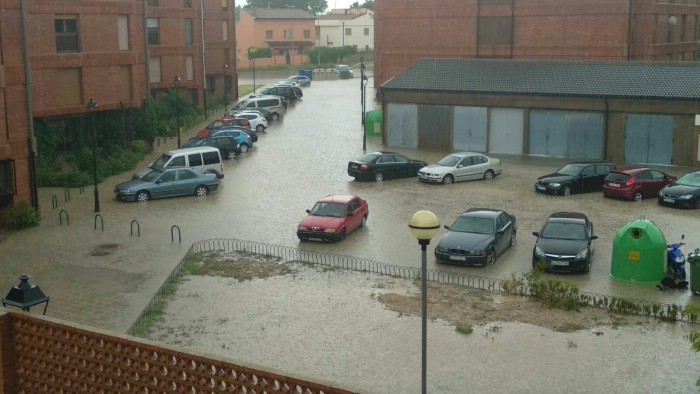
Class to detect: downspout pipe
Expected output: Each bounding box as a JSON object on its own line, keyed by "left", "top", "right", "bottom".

{"left": 143, "top": 0, "right": 151, "bottom": 106}
{"left": 20, "top": 0, "right": 38, "bottom": 209}
{"left": 627, "top": 0, "right": 633, "bottom": 60}
{"left": 200, "top": 0, "right": 207, "bottom": 115}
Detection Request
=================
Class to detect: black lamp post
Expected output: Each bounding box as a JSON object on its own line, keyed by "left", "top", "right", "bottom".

{"left": 86, "top": 98, "right": 99, "bottom": 212}
{"left": 360, "top": 57, "right": 368, "bottom": 151}
{"left": 408, "top": 210, "right": 440, "bottom": 394}
{"left": 174, "top": 76, "right": 181, "bottom": 148}
{"left": 2, "top": 274, "right": 49, "bottom": 315}
{"left": 223, "top": 63, "right": 229, "bottom": 114}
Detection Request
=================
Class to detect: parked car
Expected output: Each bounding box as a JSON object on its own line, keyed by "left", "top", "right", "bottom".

{"left": 535, "top": 161, "right": 615, "bottom": 196}
{"left": 214, "top": 126, "right": 258, "bottom": 142}
{"left": 230, "top": 95, "right": 286, "bottom": 120}
{"left": 348, "top": 151, "right": 427, "bottom": 182}
{"left": 133, "top": 146, "right": 224, "bottom": 180}
{"left": 418, "top": 152, "right": 501, "bottom": 185}
{"left": 230, "top": 108, "right": 274, "bottom": 123}
{"left": 208, "top": 129, "right": 254, "bottom": 152}
{"left": 658, "top": 170, "right": 700, "bottom": 209}
{"left": 274, "top": 83, "right": 303, "bottom": 99}
{"left": 285, "top": 75, "right": 311, "bottom": 86}
{"left": 251, "top": 86, "right": 298, "bottom": 102}
{"left": 231, "top": 112, "right": 268, "bottom": 132}
{"left": 434, "top": 208, "right": 516, "bottom": 266}
{"left": 334, "top": 64, "right": 354, "bottom": 78}
{"left": 532, "top": 212, "right": 597, "bottom": 273}
{"left": 603, "top": 168, "right": 676, "bottom": 201}
{"left": 197, "top": 117, "right": 251, "bottom": 139}
{"left": 181, "top": 136, "right": 241, "bottom": 160}
{"left": 297, "top": 194, "right": 369, "bottom": 242}
{"left": 115, "top": 167, "right": 218, "bottom": 202}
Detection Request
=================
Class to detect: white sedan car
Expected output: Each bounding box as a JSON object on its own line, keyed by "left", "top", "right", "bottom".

{"left": 418, "top": 152, "right": 501, "bottom": 185}
{"left": 231, "top": 111, "right": 268, "bottom": 133}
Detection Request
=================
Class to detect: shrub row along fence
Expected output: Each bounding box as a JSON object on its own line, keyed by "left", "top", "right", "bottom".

{"left": 127, "top": 238, "right": 697, "bottom": 335}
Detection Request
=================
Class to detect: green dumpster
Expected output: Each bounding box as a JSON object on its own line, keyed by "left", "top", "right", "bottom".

{"left": 365, "top": 110, "right": 383, "bottom": 137}
{"left": 610, "top": 219, "right": 667, "bottom": 284}
{"left": 688, "top": 248, "right": 700, "bottom": 295}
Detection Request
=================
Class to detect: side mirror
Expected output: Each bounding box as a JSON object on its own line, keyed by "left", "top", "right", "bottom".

{"left": 155, "top": 180, "right": 162, "bottom": 184}
{"left": 305, "top": 209, "right": 311, "bottom": 214}
{"left": 682, "top": 234, "right": 685, "bottom": 240}
{"left": 443, "top": 225, "right": 450, "bottom": 230}
{"left": 532, "top": 232, "right": 540, "bottom": 237}
{"left": 590, "top": 235, "right": 599, "bottom": 241}
{"left": 496, "top": 230, "right": 504, "bottom": 236}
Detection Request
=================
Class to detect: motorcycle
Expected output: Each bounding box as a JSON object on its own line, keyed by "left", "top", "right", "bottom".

{"left": 666, "top": 234, "right": 687, "bottom": 281}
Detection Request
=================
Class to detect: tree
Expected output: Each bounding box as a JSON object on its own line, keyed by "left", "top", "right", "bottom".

{"left": 243, "top": 0, "right": 328, "bottom": 15}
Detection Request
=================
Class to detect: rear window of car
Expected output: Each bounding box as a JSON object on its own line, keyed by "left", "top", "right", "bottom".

{"left": 357, "top": 153, "right": 380, "bottom": 163}
{"left": 606, "top": 172, "right": 630, "bottom": 182}
{"left": 202, "top": 151, "right": 220, "bottom": 165}
{"left": 188, "top": 153, "right": 203, "bottom": 166}
{"left": 259, "top": 99, "right": 277, "bottom": 107}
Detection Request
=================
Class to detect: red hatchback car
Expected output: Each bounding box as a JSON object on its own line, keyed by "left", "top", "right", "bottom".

{"left": 297, "top": 195, "right": 369, "bottom": 242}
{"left": 603, "top": 167, "right": 676, "bottom": 201}
{"left": 197, "top": 117, "right": 250, "bottom": 139}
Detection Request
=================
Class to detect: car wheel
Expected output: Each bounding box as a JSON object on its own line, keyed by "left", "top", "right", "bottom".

{"left": 633, "top": 192, "right": 643, "bottom": 202}
{"left": 336, "top": 229, "right": 346, "bottom": 242}
{"left": 484, "top": 170, "right": 495, "bottom": 180}
{"left": 272, "top": 113, "right": 280, "bottom": 121}
{"left": 442, "top": 175, "right": 454, "bottom": 185}
{"left": 360, "top": 215, "right": 367, "bottom": 227}
{"left": 374, "top": 171, "right": 384, "bottom": 182}
{"left": 195, "top": 185, "right": 208, "bottom": 197}
{"left": 256, "top": 125, "right": 265, "bottom": 132}
{"left": 509, "top": 231, "right": 516, "bottom": 247}
{"left": 136, "top": 191, "right": 150, "bottom": 202}
{"left": 562, "top": 185, "right": 571, "bottom": 196}
{"left": 485, "top": 248, "right": 496, "bottom": 265}
{"left": 227, "top": 150, "right": 238, "bottom": 160}
{"left": 240, "top": 144, "right": 249, "bottom": 153}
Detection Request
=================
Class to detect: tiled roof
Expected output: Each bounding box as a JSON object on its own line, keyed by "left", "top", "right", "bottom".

{"left": 245, "top": 8, "right": 316, "bottom": 19}
{"left": 381, "top": 58, "right": 700, "bottom": 100}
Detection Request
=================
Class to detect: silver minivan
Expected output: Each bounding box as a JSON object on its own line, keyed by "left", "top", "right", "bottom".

{"left": 230, "top": 95, "right": 285, "bottom": 120}
{"left": 133, "top": 146, "right": 224, "bottom": 180}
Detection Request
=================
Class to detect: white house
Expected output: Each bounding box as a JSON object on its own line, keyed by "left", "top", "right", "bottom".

{"left": 317, "top": 8, "right": 374, "bottom": 51}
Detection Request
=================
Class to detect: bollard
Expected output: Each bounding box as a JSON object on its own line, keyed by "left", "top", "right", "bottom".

{"left": 94, "top": 214, "right": 104, "bottom": 231}
{"left": 130, "top": 220, "right": 140, "bottom": 237}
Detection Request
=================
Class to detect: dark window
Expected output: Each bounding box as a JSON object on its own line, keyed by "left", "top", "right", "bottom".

{"left": 650, "top": 170, "right": 666, "bottom": 180}
{"left": 266, "top": 30, "right": 273, "bottom": 39}
{"left": 147, "top": 18, "right": 160, "bottom": 45}
{"left": 496, "top": 214, "right": 506, "bottom": 230}
{"left": 0, "top": 160, "right": 16, "bottom": 209}
{"left": 393, "top": 155, "right": 409, "bottom": 164}
{"left": 55, "top": 17, "right": 80, "bottom": 53}
{"left": 189, "top": 154, "right": 203, "bottom": 166}
{"left": 377, "top": 156, "right": 394, "bottom": 164}
{"left": 159, "top": 171, "right": 176, "bottom": 182}
{"left": 184, "top": 0, "right": 192, "bottom": 7}
{"left": 202, "top": 152, "right": 220, "bottom": 165}
{"left": 582, "top": 166, "right": 595, "bottom": 176}
{"left": 474, "top": 156, "right": 486, "bottom": 164}
{"left": 478, "top": 16, "right": 512, "bottom": 46}
{"left": 636, "top": 171, "right": 652, "bottom": 180}
{"left": 605, "top": 173, "right": 630, "bottom": 182}
{"left": 170, "top": 156, "right": 186, "bottom": 167}
{"left": 147, "top": 0, "right": 159, "bottom": 6}
{"left": 595, "top": 164, "right": 612, "bottom": 175}
{"left": 304, "top": 30, "right": 311, "bottom": 39}
{"left": 458, "top": 157, "right": 473, "bottom": 167}
{"left": 178, "top": 169, "right": 197, "bottom": 180}
{"left": 185, "top": 19, "right": 193, "bottom": 45}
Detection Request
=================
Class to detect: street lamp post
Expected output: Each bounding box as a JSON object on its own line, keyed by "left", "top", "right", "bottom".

{"left": 408, "top": 210, "right": 440, "bottom": 394}
{"left": 86, "top": 99, "right": 99, "bottom": 213}
{"left": 223, "top": 63, "right": 229, "bottom": 114}
{"left": 174, "top": 76, "right": 181, "bottom": 148}
{"left": 360, "top": 57, "right": 368, "bottom": 151}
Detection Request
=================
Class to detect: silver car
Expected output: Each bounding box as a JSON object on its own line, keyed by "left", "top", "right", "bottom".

{"left": 418, "top": 152, "right": 501, "bottom": 185}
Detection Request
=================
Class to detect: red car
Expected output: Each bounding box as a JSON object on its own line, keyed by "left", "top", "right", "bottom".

{"left": 603, "top": 167, "right": 676, "bottom": 201}
{"left": 197, "top": 117, "right": 250, "bottom": 139}
{"left": 297, "top": 195, "right": 369, "bottom": 242}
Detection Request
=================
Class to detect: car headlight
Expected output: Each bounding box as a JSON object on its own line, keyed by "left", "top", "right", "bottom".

{"left": 659, "top": 190, "right": 664, "bottom": 197}
{"left": 297, "top": 226, "right": 308, "bottom": 231}
{"left": 468, "top": 250, "right": 486, "bottom": 256}
{"left": 118, "top": 189, "right": 130, "bottom": 195}
{"left": 534, "top": 247, "right": 545, "bottom": 258}
{"left": 324, "top": 228, "right": 336, "bottom": 234}
{"left": 435, "top": 246, "right": 448, "bottom": 253}
{"left": 549, "top": 183, "right": 561, "bottom": 188}
{"left": 576, "top": 249, "right": 589, "bottom": 259}
{"left": 679, "top": 194, "right": 693, "bottom": 199}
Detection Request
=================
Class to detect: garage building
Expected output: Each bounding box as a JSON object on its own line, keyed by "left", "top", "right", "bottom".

{"left": 380, "top": 59, "right": 700, "bottom": 167}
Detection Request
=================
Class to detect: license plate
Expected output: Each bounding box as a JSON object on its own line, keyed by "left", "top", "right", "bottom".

{"left": 608, "top": 183, "right": 620, "bottom": 188}
{"left": 309, "top": 237, "right": 323, "bottom": 242}
{"left": 450, "top": 255, "right": 467, "bottom": 261}
{"left": 536, "top": 185, "right": 546, "bottom": 191}
{"left": 663, "top": 198, "right": 675, "bottom": 203}
{"left": 550, "top": 260, "right": 569, "bottom": 266}
{"left": 351, "top": 164, "right": 358, "bottom": 169}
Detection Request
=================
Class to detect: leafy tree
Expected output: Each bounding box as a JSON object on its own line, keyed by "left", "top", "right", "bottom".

{"left": 243, "top": 0, "right": 328, "bottom": 15}
{"left": 360, "top": 0, "right": 374, "bottom": 10}
{"left": 248, "top": 47, "right": 272, "bottom": 59}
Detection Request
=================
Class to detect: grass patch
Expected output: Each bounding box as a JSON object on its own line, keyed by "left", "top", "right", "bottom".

{"left": 131, "top": 279, "right": 180, "bottom": 338}
{"left": 455, "top": 324, "right": 473, "bottom": 336}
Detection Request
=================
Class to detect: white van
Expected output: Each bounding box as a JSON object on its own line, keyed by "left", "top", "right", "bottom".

{"left": 133, "top": 146, "right": 224, "bottom": 180}
{"left": 230, "top": 95, "right": 286, "bottom": 120}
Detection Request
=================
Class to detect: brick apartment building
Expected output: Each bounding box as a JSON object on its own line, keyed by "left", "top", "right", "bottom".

{"left": 374, "top": 0, "right": 700, "bottom": 89}
{"left": 0, "top": 0, "right": 236, "bottom": 211}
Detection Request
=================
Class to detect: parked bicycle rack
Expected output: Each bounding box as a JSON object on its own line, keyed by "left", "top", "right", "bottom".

{"left": 94, "top": 214, "right": 103, "bottom": 231}
{"left": 59, "top": 210, "right": 69, "bottom": 226}
{"left": 171, "top": 225, "right": 181, "bottom": 243}
{"left": 51, "top": 195, "right": 58, "bottom": 210}
{"left": 130, "top": 220, "right": 140, "bottom": 237}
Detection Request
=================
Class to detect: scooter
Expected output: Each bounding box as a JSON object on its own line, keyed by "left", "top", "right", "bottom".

{"left": 666, "top": 234, "right": 687, "bottom": 281}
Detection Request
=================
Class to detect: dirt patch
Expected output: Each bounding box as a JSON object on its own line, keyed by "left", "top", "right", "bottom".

{"left": 186, "top": 251, "right": 651, "bottom": 332}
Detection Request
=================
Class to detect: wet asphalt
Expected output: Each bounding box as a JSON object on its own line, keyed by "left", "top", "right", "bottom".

{"left": 0, "top": 69, "right": 698, "bottom": 334}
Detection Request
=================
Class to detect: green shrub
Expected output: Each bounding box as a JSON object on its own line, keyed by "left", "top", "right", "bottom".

{"left": 0, "top": 202, "right": 40, "bottom": 229}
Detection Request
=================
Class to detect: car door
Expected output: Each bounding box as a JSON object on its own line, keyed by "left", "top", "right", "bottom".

{"left": 453, "top": 157, "right": 473, "bottom": 182}
{"left": 152, "top": 170, "right": 177, "bottom": 198}
{"left": 648, "top": 170, "right": 668, "bottom": 197}
{"left": 494, "top": 213, "right": 511, "bottom": 254}
{"left": 376, "top": 155, "right": 397, "bottom": 179}
{"left": 580, "top": 165, "right": 598, "bottom": 192}
{"left": 470, "top": 155, "right": 488, "bottom": 180}
{"left": 594, "top": 164, "right": 612, "bottom": 191}
{"left": 392, "top": 154, "right": 411, "bottom": 178}
{"left": 635, "top": 170, "right": 652, "bottom": 197}
{"left": 174, "top": 169, "right": 198, "bottom": 196}
{"left": 346, "top": 198, "right": 363, "bottom": 231}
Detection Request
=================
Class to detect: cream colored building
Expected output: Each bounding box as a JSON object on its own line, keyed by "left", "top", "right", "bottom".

{"left": 317, "top": 8, "right": 374, "bottom": 51}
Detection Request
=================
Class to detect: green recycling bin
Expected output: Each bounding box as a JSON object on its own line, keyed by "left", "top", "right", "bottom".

{"left": 610, "top": 219, "right": 667, "bottom": 284}
{"left": 688, "top": 248, "right": 700, "bottom": 295}
{"left": 364, "top": 110, "right": 383, "bottom": 137}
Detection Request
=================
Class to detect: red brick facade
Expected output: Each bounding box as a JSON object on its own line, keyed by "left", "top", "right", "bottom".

{"left": 375, "top": 0, "right": 700, "bottom": 89}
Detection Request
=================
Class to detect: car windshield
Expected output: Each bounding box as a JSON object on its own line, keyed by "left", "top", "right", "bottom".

{"left": 357, "top": 153, "right": 380, "bottom": 163}
{"left": 436, "top": 155, "right": 461, "bottom": 167}
{"left": 541, "top": 222, "right": 587, "bottom": 240}
{"left": 555, "top": 164, "right": 583, "bottom": 176}
{"left": 450, "top": 216, "right": 494, "bottom": 234}
{"left": 151, "top": 154, "right": 172, "bottom": 171}
{"left": 143, "top": 169, "right": 163, "bottom": 183}
{"left": 310, "top": 202, "right": 346, "bottom": 218}
{"left": 675, "top": 172, "right": 700, "bottom": 187}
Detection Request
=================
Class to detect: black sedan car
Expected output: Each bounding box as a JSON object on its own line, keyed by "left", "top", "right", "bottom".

{"left": 532, "top": 212, "right": 597, "bottom": 273}
{"left": 658, "top": 170, "right": 700, "bottom": 209}
{"left": 535, "top": 161, "right": 615, "bottom": 196}
{"left": 434, "top": 208, "right": 517, "bottom": 267}
{"left": 347, "top": 152, "right": 427, "bottom": 182}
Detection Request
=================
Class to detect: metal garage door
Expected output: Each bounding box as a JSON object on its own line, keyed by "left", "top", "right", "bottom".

{"left": 529, "top": 110, "right": 604, "bottom": 159}
{"left": 489, "top": 108, "right": 524, "bottom": 155}
{"left": 454, "top": 106, "right": 487, "bottom": 152}
{"left": 624, "top": 114, "right": 674, "bottom": 165}
{"left": 418, "top": 105, "right": 451, "bottom": 150}
{"left": 387, "top": 103, "right": 418, "bottom": 149}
